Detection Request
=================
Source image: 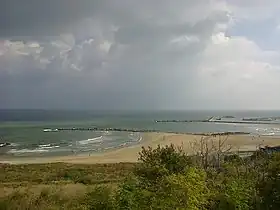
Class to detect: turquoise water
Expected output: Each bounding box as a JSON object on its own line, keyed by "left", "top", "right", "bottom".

{"left": 1, "top": 110, "right": 280, "bottom": 157}
{"left": 0, "top": 122, "right": 141, "bottom": 157}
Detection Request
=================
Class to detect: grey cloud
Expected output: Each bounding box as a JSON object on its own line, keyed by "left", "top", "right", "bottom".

{"left": 0, "top": 0, "right": 227, "bottom": 39}
{"left": 0, "top": 0, "right": 104, "bottom": 38}
{"left": 1, "top": 0, "right": 231, "bottom": 110}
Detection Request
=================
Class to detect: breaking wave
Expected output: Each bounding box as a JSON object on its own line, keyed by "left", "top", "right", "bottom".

{"left": 8, "top": 148, "right": 49, "bottom": 154}
{"left": 39, "top": 144, "right": 60, "bottom": 149}
{"left": 78, "top": 136, "right": 103, "bottom": 145}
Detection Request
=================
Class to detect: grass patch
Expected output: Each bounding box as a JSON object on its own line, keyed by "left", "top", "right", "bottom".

{"left": 0, "top": 185, "right": 91, "bottom": 210}
{"left": 0, "top": 162, "right": 135, "bottom": 209}
{"left": 0, "top": 162, "right": 135, "bottom": 187}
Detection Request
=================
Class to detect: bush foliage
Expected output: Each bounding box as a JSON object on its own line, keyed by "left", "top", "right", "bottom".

{"left": 1, "top": 144, "right": 280, "bottom": 209}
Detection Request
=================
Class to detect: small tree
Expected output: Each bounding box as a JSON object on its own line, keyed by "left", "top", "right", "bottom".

{"left": 216, "top": 135, "right": 232, "bottom": 169}
{"left": 190, "top": 135, "right": 232, "bottom": 169}
{"left": 135, "top": 144, "right": 192, "bottom": 183}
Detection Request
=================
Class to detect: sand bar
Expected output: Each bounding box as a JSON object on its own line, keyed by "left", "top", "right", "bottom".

{"left": 1, "top": 133, "right": 280, "bottom": 164}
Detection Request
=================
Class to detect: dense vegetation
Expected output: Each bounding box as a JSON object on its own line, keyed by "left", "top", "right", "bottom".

{"left": 0, "top": 162, "right": 134, "bottom": 186}
{"left": 1, "top": 144, "right": 280, "bottom": 209}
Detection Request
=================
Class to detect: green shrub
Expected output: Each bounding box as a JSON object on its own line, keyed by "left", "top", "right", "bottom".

{"left": 135, "top": 144, "right": 192, "bottom": 183}
{"left": 257, "top": 160, "right": 280, "bottom": 210}
{"left": 84, "top": 186, "right": 115, "bottom": 210}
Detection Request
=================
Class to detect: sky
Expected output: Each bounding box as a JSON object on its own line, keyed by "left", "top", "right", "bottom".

{"left": 1, "top": 0, "right": 280, "bottom": 110}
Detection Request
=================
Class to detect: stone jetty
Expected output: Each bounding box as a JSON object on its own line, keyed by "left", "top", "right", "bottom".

{"left": 43, "top": 127, "right": 160, "bottom": 133}
{"left": 42, "top": 127, "right": 250, "bottom": 136}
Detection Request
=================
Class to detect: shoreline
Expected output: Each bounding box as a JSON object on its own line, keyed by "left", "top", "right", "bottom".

{"left": 1, "top": 132, "right": 280, "bottom": 165}
{"left": 0, "top": 131, "right": 252, "bottom": 158}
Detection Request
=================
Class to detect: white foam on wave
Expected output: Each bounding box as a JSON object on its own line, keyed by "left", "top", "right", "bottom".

{"left": 43, "top": 128, "right": 58, "bottom": 132}
{"left": 0, "top": 143, "right": 19, "bottom": 147}
{"left": 128, "top": 132, "right": 141, "bottom": 141}
{"left": 78, "top": 136, "right": 103, "bottom": 145}
{"left": 104, "top": 146, "right": 114, "bottom": 150}
{"left": 10, "top": 143, "right": 19, "bottom": 147}
{"left": 39, "top": 144, "right": 51, "bottom": 147}
{"left": 103, "top": 131, "right": 112, "bottom": 135}
{"left": 8, "top": 148, "right": 49, "bottom": 154}
{"left": 6, "top": 143, "right": 64, "bottom": 154}
{"left": 250, "top": 125, "right": 280, "bottom": 136}
{"left": 38, "top": 144, "right": 60, "bottom": 149}
{"left": 41, "top": 146, "right": 60, "bottom": 149}
{"left": 263, "top": 132, "right": 276, "bottom": 136}
{"left": 138, "top": 136, "right": 143, "bottom": 142}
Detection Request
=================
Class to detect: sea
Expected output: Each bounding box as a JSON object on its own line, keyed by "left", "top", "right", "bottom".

{"left": 1, "top": 109, "right": 280, "bottom": 157}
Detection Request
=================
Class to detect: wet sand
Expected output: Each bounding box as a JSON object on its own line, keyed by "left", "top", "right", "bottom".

{"left": 1, "top": 133, "right": 280, "bottom": 164}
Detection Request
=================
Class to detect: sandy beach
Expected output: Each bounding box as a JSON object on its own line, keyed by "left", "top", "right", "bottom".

{"left": 1, "top": 132, "right": 280, "bottom": 164}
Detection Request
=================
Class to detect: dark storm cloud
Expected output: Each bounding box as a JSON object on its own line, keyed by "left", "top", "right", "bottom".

{"left": 0, "top": 0, "right": 232, "bottom": 110}
{"left": 0, "top": 0, "right": 226, "bottom": 39}
{"left": 0, "top": 0, "right": 104, "bottom": 38}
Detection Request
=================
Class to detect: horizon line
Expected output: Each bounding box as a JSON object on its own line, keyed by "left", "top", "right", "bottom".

{"left": 1, "top": 109, "right": 280, "bottom": 112}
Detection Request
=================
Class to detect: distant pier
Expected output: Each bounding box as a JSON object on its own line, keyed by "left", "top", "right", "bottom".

{"left": 155, "top": 117, "right": 280, "bottom": 125}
